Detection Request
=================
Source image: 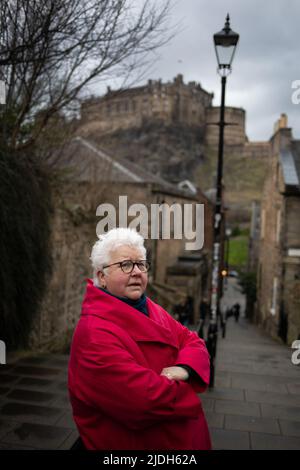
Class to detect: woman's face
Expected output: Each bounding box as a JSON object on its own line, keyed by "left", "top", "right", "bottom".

{"left": 98, "top": 246, "right": 148, "bottom": 300}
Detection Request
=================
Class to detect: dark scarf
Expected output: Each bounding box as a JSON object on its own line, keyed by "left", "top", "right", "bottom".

{"left": 99, "top": 288, "right": 148, "bottom": 316}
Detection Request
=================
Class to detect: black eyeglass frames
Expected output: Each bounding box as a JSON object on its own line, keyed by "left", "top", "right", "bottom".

{"left": 103, "top": 260, "right": 150, "bottom": 274}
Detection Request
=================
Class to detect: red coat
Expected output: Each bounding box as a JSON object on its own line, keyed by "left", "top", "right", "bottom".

{"left": 68, "top": 280, "right": 211, "bottom": 450}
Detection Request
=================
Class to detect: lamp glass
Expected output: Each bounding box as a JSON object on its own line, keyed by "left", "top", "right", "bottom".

{"left": 214, "top": 43, "right": 236, "bottom": 68}
{"left": 213, "top": 15, "right": 239, "bottom": 69}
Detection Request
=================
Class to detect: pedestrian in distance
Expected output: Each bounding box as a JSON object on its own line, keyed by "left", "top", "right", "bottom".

{"left": 173, "top": 297, "right": 188, "bottom": 325}
{"left": 184, "top": 295, "right": 194, "bottom": 325}
{"left": 219, "top": 305, "right": 227, "bottom": 339}
{"left": 68, "top": 228, "right": 211, "bottom": 450}
{"left": 198, "top": 298, "right": 208, "bottom": 339}
{"left": 233, "top": 302, "right": 241, "bottom": 322}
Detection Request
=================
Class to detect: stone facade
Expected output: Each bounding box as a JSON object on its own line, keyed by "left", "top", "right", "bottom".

{"left": 256, "top": 116, "right": 300, "bottom": 345}
{"left": 165, "top": 252, "right": 209, "bottom": 325}
{"left": 81, "top": 74, "right": 213, "bottom": 133}
{"left": 205, "top": 106, "right": 246, "bottom": 146}
{"left": 242, "top": 141, "right": 271, "bottom": 159}
{"left": 79, "top": 75, "right": 271, "bottom": 164}
{"left": 248, "top": 200, "right": 261, "bottom": 272}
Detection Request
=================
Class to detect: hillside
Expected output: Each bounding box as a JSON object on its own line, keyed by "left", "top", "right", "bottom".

{"left": 76, "top": 120, "right": 269, "bottom": 224}
{"left": 195, "top": 146, "right": 269, "bottom": 223}
{"left": 77, "top": 120, "right": 206, "bottom": 183}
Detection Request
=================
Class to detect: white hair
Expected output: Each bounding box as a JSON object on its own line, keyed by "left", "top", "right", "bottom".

{"left": 90, "top": 228, "right": 147, "bottom": 287}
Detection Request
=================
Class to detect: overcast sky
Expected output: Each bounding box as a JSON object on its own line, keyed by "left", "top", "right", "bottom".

{"left": 141, "top": 0, "right": 300, "bottom": 141}
{"left": 94, "top": 0, "right": 298, "bottom": 142}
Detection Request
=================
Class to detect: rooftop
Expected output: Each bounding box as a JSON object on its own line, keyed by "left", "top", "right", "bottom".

{"left": 280, "top": 141, "right": 300, "bottom": 193}
{"left": 50, "top": 137, "right": 198, "bottom": 199}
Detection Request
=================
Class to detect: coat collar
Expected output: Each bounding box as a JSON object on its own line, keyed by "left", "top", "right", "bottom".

{"left": 81, "top": 279, "right": 178, "bottom": 349}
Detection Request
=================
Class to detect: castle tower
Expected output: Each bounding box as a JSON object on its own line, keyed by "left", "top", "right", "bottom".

{"left": 205, "top": 106, "right": 246, "bottom": 146}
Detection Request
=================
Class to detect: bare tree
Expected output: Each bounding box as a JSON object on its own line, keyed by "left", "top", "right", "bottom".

{"left": 0, "top": 0, "right": 173, "bottom": 150}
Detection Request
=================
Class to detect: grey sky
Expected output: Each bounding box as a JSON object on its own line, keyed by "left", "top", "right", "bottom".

{"left": 89, "top": 0, "right": 300, "bottom": 141}
{"left": 146, "top": 0, "right": 300, "bottom": 141}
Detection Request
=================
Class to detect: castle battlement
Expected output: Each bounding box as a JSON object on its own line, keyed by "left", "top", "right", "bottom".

{"left": 81, "top": 74, "right": 214, "bottom": 133}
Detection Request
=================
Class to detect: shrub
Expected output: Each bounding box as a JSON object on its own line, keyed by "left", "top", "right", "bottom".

{"left": 0, "top": 150, "right": 52, "bottom": 349}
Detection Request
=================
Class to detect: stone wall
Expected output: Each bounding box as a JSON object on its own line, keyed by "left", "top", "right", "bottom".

{"left": 165, "top": 254, "right": 208, "bottom": 325}
{"left": 256, "top": 126, "right": 300, "bottom": 345}
{"left": 283, "top": 196, "right": 300, "bottom": 343}
{"left": 243, "top": 141, "right": 271, "bottom": 159}
{"left": 256, "top": 155, "right": 283, "bottom": 339}
{"left": 151, "top": 190, "right": 213, "bottom": 284}
{"left": 29, "top": 181, "right": 102, "bottom": 350}
{"left": 205, "top": 106, "right": 246, "bottom": 147}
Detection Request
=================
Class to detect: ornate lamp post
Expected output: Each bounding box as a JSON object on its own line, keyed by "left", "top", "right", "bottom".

{"left": 207, "top": 14, "right": 239, "bottom": 388}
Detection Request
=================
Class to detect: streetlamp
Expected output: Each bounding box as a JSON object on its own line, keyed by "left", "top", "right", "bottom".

{"left": 207, "top": 14, "right": 239, "bottom": 388}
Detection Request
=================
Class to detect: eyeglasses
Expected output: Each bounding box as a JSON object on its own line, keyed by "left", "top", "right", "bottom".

{"left": 103, "top": 260, "right": 150, "bottom": 274}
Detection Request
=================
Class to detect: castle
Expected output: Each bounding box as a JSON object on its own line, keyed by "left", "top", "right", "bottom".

{"left": 81, "top": 74, "right": 213, "bottom": 132}
{"left": 80, "top": 74, "right": 270, "bottom": 158}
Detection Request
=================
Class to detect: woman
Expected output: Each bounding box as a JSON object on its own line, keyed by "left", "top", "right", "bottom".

{"left": 68, "top": 228, "right": 211, "bottom": 450}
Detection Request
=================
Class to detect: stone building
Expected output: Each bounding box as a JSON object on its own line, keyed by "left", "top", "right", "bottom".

{"left": 205, "top": 107, "right": 272, "bottom": 160}
{"left": 248, "top": 200, "right": 261, "bottom": 272}
{"left": 79, "top": 74, "right": 273, "bottom": 159}
{"left": 81, "top": 74, "right": 214, "bottom": 134}
{"left": 31, "top": 137, "right": 213, "bottom": 349}
{"left": 256, "top": 115, "right": 300, "bottom": 345}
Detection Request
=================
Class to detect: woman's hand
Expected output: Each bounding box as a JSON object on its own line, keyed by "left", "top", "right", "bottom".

{"left": 160, "top": 366, "right": 189, "bottom": 381}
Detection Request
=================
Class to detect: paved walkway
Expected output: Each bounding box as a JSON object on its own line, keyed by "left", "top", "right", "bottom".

{"left": 0, "top": 314, "right": 299, "bottom": 449}
{"left": 202, "top": 316, "right": 300, "bottom": 450}
{"left": 0, "top": 354, "right": 78, "bottom": 449}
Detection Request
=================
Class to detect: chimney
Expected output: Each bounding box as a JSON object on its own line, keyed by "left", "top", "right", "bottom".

{"left": 273, "top": 113, "right": 288, "bottom": 134}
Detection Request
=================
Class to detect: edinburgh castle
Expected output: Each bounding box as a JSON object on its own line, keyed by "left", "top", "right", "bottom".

{"left": 79, "top": 74, "right": 270, "bottom": 156}
{"left": 81, "top": 74, "right": 213, "bottom": 133}
{"left": 76, "top": 74, "right": 271, "bottom": 222}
